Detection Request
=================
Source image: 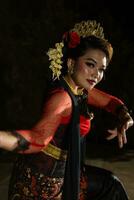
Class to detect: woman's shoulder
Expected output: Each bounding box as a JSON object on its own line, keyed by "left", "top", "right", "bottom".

{"left": 49, "top": 87, "right": 71, "bottom": 99}
{"left": 44, "top": 87, "right": 72, "bottom": 117}
{"left": 46, "top": 86, "right": 72, "bottom": 107}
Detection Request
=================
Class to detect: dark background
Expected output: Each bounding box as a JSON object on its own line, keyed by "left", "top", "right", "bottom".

{"left": 0, "top": 0, "right": 134, "bottom": 151}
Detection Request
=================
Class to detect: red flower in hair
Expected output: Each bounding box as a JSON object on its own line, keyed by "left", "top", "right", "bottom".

{"left": 63, "top": 31, "right": 80, "bottom": 48}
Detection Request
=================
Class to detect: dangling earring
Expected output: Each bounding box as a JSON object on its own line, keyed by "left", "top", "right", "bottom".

{"left": 67, "top": 59, "right": 74, "bottom": 75}
{"left": 68, "top": 65, "right": 74, "bottom": 75}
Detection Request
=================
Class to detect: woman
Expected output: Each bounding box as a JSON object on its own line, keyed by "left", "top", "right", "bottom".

{"left": 0, "top": 20, "right": 133, "bottom": 200}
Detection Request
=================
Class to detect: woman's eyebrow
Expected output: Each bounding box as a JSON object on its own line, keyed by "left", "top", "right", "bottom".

{"left": 86, "top": 58, "right": 97, "bottom": 64}
{"left": 86, "top": 58, "right": 107, "bottom": 69}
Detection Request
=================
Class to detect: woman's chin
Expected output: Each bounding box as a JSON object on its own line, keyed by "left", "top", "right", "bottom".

{"left": 86, "top": 85, "right": 94, "bottom": 91}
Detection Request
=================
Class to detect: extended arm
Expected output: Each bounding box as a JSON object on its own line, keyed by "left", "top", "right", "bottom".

{"left": 88, "top": 87, "right": 124, "bottom": 113}
{"left": 0, "top": 89, "right": 72, "bottom": 153}
{"left": 88, "top": 87, "right": 133, "bottom": 148}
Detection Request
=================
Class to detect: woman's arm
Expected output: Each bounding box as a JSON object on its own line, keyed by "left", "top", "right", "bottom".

{"left": 88, "top": 87, "right": 124, "bottom": 113}
{"left": 0, "top": 131, "right": 18, "bottom": 151}
{"left": 88, "top": 87, "right": 133, "bottom": 148}
{"left": 0, "top": 89, "right": 72, "bottom": 153}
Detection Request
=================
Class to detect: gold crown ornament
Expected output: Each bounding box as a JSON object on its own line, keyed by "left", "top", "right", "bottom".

{"left": 71, "top": 20, "right": 105, "bottom": 39}
{"left": 47, "top": 20, "right": 105, "bottom": 80}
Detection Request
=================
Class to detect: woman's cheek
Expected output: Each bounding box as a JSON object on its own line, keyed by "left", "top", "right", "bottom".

{"left": 78, "top": 64, "right": 87, "bottom": 73}
{"left": 98, "top": 73, "right": 104, "bottom": 82}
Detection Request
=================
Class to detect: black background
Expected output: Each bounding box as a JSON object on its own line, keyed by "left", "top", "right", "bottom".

{"left": 0, "top": 0, "right": 134, "bottom": 149}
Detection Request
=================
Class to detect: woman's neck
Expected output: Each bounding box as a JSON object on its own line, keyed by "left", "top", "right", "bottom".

{"left": 63, "top": 75, "right": 84, "bottom": 96}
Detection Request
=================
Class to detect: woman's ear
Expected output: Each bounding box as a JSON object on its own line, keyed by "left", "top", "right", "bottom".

{"left": 67, "top": 58, "right": 75, "bottom": 75}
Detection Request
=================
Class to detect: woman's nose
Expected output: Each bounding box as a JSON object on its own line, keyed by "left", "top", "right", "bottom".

{"left": 91, "top": 68, "right": 99, "bottom": 78}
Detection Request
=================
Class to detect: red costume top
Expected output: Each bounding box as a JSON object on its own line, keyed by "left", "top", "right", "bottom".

{"left": 15, "top": 86, "right": 124, "bottom": 154}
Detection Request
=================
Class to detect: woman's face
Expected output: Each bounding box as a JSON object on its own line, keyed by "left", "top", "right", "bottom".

{"left": 72, "top": 48, "right": 107, "bottom": 90}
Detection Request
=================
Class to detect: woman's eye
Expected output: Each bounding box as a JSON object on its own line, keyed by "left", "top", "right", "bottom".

{"left": 86, "top": 62, "right": 94, "bottom": 68}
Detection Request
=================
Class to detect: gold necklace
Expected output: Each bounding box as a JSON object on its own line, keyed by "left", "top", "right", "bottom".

{"left": 63, "top": 77, "right": 83, "bottom": 96}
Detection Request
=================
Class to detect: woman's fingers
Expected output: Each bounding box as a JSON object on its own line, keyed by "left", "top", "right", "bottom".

{"left": 118, "top": 130, "right": 127, "bottom": 148}
{"left": 106, "top": 129, "right": 117, "bottom": 140}
{"left": 106, "top": 127, "right": 127, "bottom": 148}
{"left": 106, "top": 113, "right": 133, "bottom": 148}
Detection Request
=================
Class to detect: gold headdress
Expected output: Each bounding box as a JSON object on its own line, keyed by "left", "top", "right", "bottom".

{"left": 71, "top": 20, "right": 105, "bottom": 39}
{"left": 47, "top": 20, "right": 105, "bottom": 80}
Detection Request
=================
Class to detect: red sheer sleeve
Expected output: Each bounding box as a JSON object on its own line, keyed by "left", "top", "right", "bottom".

{"left": 88, "top": 87, "right": 124, "bottom": 114}
{"left": 16, "top": 89, "right": 72, "bottom": 153}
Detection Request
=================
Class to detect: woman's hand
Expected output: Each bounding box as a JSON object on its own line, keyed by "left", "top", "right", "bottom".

{"left": 106, "top": 112, "right": 133, "bottom": 148}
{"left": 0, "top": 131, "right": 18, "bottom": 151}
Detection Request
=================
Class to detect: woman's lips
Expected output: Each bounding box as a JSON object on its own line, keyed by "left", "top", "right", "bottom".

{"left": 87, "top": 79, "right": 96, "bottom": 85}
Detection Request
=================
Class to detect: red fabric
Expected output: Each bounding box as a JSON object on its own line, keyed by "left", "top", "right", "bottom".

{"left": 16, "top": 87, "right": 124, "bottom": 153}
{"left": 59, "top": 115, "right": 91, "bottom": 136}
{"left": 89, "top": 87, "right": 124, "bottom": 114}
{"left": 80, "top": 115, "right": 91, "bottom": 136}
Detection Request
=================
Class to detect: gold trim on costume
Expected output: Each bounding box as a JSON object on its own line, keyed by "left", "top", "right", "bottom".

{"left": 41, "top": 143, "right": 67, "bottom": 161}
{"left": 63, "top": 76, "right": 84, "bottom": 96}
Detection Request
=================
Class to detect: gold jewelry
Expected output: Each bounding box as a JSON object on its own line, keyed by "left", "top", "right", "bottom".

{"left": 63, "top": 76, "right": 83, "bottom": 96}
{"left": 71, "top": 20, "right": 105, "bottom": 39}
{"left": 47, "top": 20, "right": 106, "bottom": 80}
{"left": 41, "top": 143, "right": 67, "bottom": 161}
{"left": 68, "top": 65, "right": 74, "bottom": 75}
{"left": 46, "top": 42, "right": 64, "bottom": 80}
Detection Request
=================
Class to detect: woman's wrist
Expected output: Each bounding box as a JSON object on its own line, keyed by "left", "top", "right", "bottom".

{"left": 12, "top": 131, "right": 30, "bottom": 152}
{"left": 115, "top": 104, "right": 128, "bottom": 115}
{"left": 0, "top": 131, "right": 30, "bottom": 151}
{"left": 115, "top": 104, "right": 133, "bottom": 128}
